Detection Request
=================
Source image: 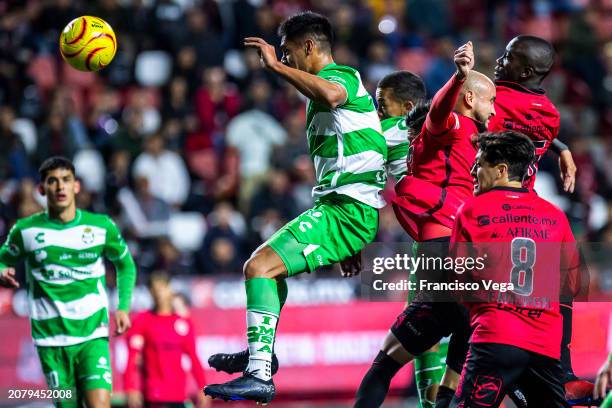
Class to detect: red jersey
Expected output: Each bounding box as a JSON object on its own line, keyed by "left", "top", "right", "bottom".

{"left": 394, "top": 73, "right": 478, "bottom": 240}
{"left": 124, "top": 311, "right": 206, "bottom": 402}
{"left": 488, "top": 81, "right": 560, "bottom": 189}
{"left": 451, "top": 187, "right": 578, "bottom": 359}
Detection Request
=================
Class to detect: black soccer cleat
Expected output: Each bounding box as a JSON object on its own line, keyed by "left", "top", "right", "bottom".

{"left": 203, "top": 372, "right": 275, "bottom": 404}
{"left": 208, "top": 349, "right": 279, "bottom": 375}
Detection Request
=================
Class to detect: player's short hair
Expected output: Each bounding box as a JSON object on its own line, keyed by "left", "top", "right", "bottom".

{"left": 514, "top": 35, "right": 555, "bottom": 78}
{"left": 378, "top": 71, "right": 426, "bottom": 105}
{"left": 148, "top": 270, "right": 171, "bottom": 288}
{"left": 405, "top": 100, "right": 431, "bottom": 139}
{"left": 278, "top": 11, "right": 333, "bottom": 52}
{"left": 38, "top": 156, "right": 75, "bottom": 181}
{"left": 478, "top": 131, "right": 536, "bottom": 182}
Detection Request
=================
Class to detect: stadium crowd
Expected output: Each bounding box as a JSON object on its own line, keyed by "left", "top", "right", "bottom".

{"left": 0, "top": 0, "right": 611, "bottom": 287}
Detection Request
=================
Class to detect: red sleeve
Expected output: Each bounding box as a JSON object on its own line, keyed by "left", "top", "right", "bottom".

{"left": 183, "top": 319, "right": 207, "bottom": 388}
{"left": 124, "top": 313, "right": 146, "bottom": 392}
{"left": 426, "top": 73, "right": 465, "bottom": 135}
{"left": 450, "top": 204, "right": 471, "bottom": 246}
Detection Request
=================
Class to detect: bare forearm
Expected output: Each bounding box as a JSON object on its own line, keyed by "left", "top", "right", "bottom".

{"left": 270, "top": 62, "right": 345, "bottom": 108}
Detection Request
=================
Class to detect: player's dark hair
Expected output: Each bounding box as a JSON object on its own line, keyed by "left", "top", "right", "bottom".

{"left": 38, "top": 156, "right": 75, "bottom": 181}
{"left": 378, "top": 71, "right": 426, "bottom": 105}
{"left": 148, "top": 270, "right": 171, "bottom": 288}
{"left": 278, "top": 11, "right": 333, "bottom": 52}
{"left": 405, "top": 100, "right": 431, "bottom": 139}
{"left": 478, "top": 131, "right": 536, "bottom": 182}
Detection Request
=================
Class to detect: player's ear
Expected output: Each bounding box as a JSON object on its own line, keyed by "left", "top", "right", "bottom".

{"left": 464, "top": 90, "right": 474, "bottom": 108}
{"left": 405, "top": 100, "right": 415, "bottom": 112}
{"left": 304, "top": 38, "right": 315, "bottom": 56}
{"left": 74, "top": 179, "right": 81, "bottom": 195}
{"left": 497, "top": 163, "right": 509, "bottom": 180}
{"left": 37, "top": 182, "right": 45, "bottom": 197}
{"left": 521, "top": 66, "right": 534, "bottom": 80}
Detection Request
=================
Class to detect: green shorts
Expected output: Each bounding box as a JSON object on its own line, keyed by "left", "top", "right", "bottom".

{"left": 37, "top": 337, "right": 112, "bottom": 407}
{"left": 266, "top": 193, "right": 378, "bottom": 276}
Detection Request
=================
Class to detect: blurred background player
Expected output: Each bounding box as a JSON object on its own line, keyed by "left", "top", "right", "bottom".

{"left": 376, "top": 71, "right": 450, "bottom": 407}
{"left": 0, "top": 156, "right": 136, "bottom": 408}
{"left": 204, "top": 11, "right": 386, "bottom": 403}
{"left": 354, "top": 41, "right": 496, "bottom": 408}
{"left": 489, "top": 34, "right": 592, "bottom": 406}
{"left": 124, "top": 271, "right": 211, "bottom": 408}
{"left": 448, "top": 131, "right": 577, "bottom": 407}
{"left": 595, "top": 353, "right": 612, "bottom": 407}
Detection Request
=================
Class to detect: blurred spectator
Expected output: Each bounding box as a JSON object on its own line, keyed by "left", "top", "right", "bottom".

{"left": 14, "top": 179, "right": 43, "bottom": 219}
{"left": 0, "top": 105, "right": 31, "bottom": 182}
{"left": 250, "top": 168, "right": 297, "bottom": 221}
{"left": 105, "top": 150, "right": 131, "bottom": 214}
{"left": 195, "top": 67, "right": 241, "bottom": 143}
{"left": 113, "top": 108, "right": 147, "bottom": 160}
{"left": 153, "top": 238, "right": 192, "bottom": 276}
{"left": 423, "top": 37, "right": 457, "bottom": 97}
{"left": 197, "top": 202, "right": 246, "bottom": 275}
{"left": 227, "top": 78, "right": 287, "bottom": 209}
{"left": 272, "top": 109, "right": 308, "bottom": 170}
{"left": 36, "top": 107, "right": 82, "bottom": 164}
{"left": 366, "top": 40, "right": 395, "bottom": 84}
{"left": 161, "top": 76, "right": 197, "bottom": 151}
{"left": 182, "top": 7, "right": 225, "bottom": 69}
{"left": 133, "top": 133, "right": 191, "bottom": 207}
{"left": 118, "top": 176, "right": 171, "bottom": 239}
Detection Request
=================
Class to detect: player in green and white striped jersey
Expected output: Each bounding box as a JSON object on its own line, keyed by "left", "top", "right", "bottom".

{"left": 204, "top": 12, "right": 385, "bottom": 404}
{"left": 376, "top": 71, "right": 427, "bottom": 181}
{"left": 0, "top": 157, "right": 136, "bottom": 408}
{"left": 370, "top": 73, "right": 449, "bottom": 408}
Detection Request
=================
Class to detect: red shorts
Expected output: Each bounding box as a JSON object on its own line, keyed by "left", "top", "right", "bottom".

{"left": 392, "top": 176, "right": 467, "bottom": 241}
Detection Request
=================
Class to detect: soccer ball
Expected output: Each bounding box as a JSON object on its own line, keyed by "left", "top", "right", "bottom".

{"left": 59, "top": 16, "right": 117, "bottom": 72}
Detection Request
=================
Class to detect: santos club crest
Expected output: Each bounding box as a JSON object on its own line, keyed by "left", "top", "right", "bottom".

{"left": 81, "top": 227, "right": 94, "bottom": 244}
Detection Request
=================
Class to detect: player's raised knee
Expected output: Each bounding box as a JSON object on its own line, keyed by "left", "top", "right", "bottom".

{"left": 244, "top": 251, "right": 269, "bottom": 280}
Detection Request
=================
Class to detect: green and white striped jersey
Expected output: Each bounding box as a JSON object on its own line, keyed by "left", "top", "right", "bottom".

{"left": 0, "top": 210, "right": 130, "bottom": 347}
{"left": 381, "top": 116, "right": 409, "bottom": 181}
{"left": 306, "top": 63, "right": 387, "bottom": 209}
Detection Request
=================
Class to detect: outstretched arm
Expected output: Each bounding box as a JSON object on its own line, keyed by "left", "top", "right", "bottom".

{"left": 426, "top": 41, "right": 474, "bottom": 135}
{"left": 244, "top": 37, "right": 347, "bottom": 108}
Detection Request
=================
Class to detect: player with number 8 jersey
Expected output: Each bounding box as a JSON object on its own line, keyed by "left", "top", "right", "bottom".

{"left": 448, "top": 131, "right": 579, "bottom": 407}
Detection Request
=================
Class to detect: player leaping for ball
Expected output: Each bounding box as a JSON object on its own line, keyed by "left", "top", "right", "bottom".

{"left": 354, "top": 41, "right": 496, "bottom": 408}
{"left": 486, "top": 35, "right": 596, "bottom": 407}
{"left": 203, "top": 11, "right": 387, "bottom": 404}
{"left": 0, "top": 157, "right": 136, "bottom": 408}
{"left": 376, "top": 71, "right": 427, "bottom": 182}
{"left": 376, "top": 72, "right": 452, "bottom": 407}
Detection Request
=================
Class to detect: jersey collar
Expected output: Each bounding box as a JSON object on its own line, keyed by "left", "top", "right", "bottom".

{"left": 495, "top": 80, "right": 545, "bottom": 95}
{"left": 488, "top": 186, "right": 530, "bottom": 193}
{"left": 45, "top": 209, "right": 82, "bottom": 227}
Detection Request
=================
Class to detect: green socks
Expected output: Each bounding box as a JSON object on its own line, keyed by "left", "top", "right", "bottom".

{"left": 414, "top": 351, "right": 444, "bottom": 407}
{"left": 245, "top": 278, "right": 280, "bottom": 381}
